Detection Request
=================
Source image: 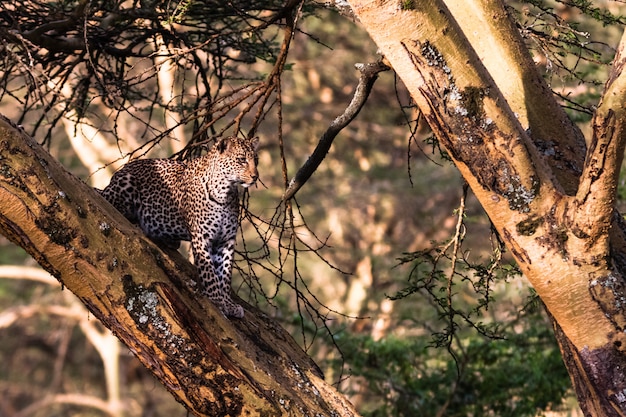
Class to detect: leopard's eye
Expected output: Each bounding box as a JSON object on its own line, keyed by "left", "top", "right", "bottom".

{"left": 236, "top": 157, "right": 246, "bottom": 164}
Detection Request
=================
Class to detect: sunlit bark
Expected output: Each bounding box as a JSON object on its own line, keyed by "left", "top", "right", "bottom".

{"left": 347, "top": 0, "right": 626, "bottom": 414}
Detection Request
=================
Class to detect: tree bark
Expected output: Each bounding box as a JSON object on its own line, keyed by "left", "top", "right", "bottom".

{"left": 346, "top": 0, "right": 626, "bottom": 415}
{"left": 0, "top": 115, "right": 359, "bottom": 417}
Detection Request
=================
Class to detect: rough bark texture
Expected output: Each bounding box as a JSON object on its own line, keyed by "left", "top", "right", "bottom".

{"left": 0, "top": 115, "right": 359, "bottom": 417}
{"left": 347, "top": 0, "right": 626, "bottom": 415}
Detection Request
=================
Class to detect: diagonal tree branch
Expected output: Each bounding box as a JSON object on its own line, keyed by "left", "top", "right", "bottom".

{"left": 0, "top": 114, "right": 360, "bottom": 417}
{"left": 572, "top": 30, "right": 626, "bottom": 249}
{"left": 282, "top": 60, "right": 389, "bottom": 201}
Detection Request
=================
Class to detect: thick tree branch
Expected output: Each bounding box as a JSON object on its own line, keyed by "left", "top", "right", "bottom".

{"left": 345, "top": 0, "right": 617, "bottom": 350}
{"left": 441, "top": 0, "right": 587, "bottom": 195}
{"left": 282, "top": 60, "right": 389, "bottom": 201}
{"left": 0, "top": 115, "right": 359, "bottom": 417}
{"left": 347, "top": 1, "right": 626, "bottom": 413}
{"left": 573, "top": 30, "right": 626, "bottom": 247}
{"left": 18, "top": 0, "right": 88, "bottom": 53}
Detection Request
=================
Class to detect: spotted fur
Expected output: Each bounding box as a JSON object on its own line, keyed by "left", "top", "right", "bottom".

{"left": 99, "top": 136, "right": 259, "bottom": 318}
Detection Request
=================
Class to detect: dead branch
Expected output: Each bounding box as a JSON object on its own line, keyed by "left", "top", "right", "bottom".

{"left": 282, "top": 60, "right": 390, "bottom": 201}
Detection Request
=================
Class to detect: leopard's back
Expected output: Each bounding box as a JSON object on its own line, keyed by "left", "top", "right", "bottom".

{"left": 99, "top": 158, "right": 190, "bottom": 247}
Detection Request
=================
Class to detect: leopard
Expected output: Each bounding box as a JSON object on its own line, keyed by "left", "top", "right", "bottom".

{"left": 98, "top": 136, "right": 259, "bottom": 318}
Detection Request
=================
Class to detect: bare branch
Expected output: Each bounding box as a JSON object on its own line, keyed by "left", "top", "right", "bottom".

{"left": 0, "top": 304, "right": 83, "bottom": 328}
{"left": 0, "top": 0, "right": 304, "bottom": 143}
{"left": 15, "top": 393, "right": 116, "bottom": 417}
{"left": 0, "top": 265, "right": 58, "bottom": 285}
{"left": 282, "top": 60, "right": 390, "bottom": 201}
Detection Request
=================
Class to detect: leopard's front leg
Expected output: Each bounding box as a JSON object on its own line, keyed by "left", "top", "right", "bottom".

{"left": 210, "top": 239, "right": 244, "bottom": 318}
{"left": 190, "top": 234, "right": 244, "bottom": 318}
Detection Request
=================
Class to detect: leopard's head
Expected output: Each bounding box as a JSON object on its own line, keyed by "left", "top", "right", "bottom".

{"left": 215, "top": 136, "right": 259, "bottom": 187}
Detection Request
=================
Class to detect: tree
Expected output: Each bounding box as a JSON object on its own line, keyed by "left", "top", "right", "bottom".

{"left": 346, "top": 0, "right": 626, "bottom": 415}
{"left": 0, "top": 114, "right": 361, "bottom": 415}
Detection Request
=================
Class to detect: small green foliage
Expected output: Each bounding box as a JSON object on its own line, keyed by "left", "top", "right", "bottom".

{"left": 424, "top": 135, "right": 452, "bottom": 162}
{"left": 400, "top": 0, "right": 416, "bottom": 10}
{"left": 391, "top": 216, "right": 522, "bottom": 351}
{"left": 356, "top": 195, "right": 574, "bottom": 416}
{"left": 553, "top": 0, "right": 625, "bottom": 26}
{"left": 511, "top": 0, "right": 619, "bottom": 120}
{"left": 166, "top": 0, "right": 194, "bottom": 25}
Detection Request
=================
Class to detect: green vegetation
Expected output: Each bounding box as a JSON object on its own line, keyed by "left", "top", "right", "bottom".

{"left": 337, "top": 319, "right": 570, "bottom": 417}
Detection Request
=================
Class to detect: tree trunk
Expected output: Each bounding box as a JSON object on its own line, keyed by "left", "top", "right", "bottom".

{"left": 346, "top": 0, "right": 626, "bottom": 415}
{"left": 0, "top": 115, "right": 359, "bottom": 417}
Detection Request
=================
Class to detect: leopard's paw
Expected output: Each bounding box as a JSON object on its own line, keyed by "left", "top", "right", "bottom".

{"left": 222, "top": 302, "right": 244, "bottom": 319}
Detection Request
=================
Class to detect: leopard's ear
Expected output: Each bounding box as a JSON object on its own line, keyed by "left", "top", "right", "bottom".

{"left": 216, "top": 136, "right": 231, "bottom": 153}
{"left": 250, "top": 136, "right": 259, "bottom": 151}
